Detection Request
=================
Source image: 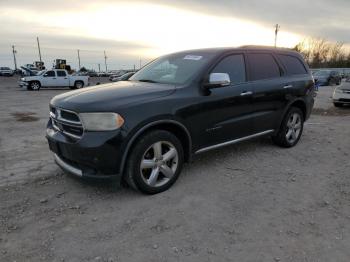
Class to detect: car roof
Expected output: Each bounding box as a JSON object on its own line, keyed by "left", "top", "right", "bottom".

{"left": 169, "top": 45, "right": 301, "bottom": 56}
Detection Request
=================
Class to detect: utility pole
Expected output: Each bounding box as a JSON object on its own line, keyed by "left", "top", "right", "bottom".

{"left": 139, "top": 58, "right": 142, "bottom": 69}
{"left": 12, "top": 45, "right": 17, "bottom": 71}
{"left": 133, "top": 64, "right": 136, "bottom": 71}
{"left": 104, "top": 51, "right": 108, "bottom": 72}
{"left": 98, "top": 64, "right": 101, "bottom": 72}
{"left": 274, "top": 24, "right": 280, "bottom": 48}
{"left": 77, "top": 49, "right": 81, "bottom": 70}
{"left": 37, "top": 37, "right": 42, "bottom": 62}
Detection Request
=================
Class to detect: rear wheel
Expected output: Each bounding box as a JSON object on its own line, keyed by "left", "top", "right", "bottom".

{"left": 125, "top": 130, "right": 184, "bottom": 194}
{"left": 74, "top": 81, "right": 84, "bottom": 89}
{"left": 28, "top": 81, "right": 41, "bottom": 91}
{"left": 272, "top": 107, "right": 304, "bottom": 148}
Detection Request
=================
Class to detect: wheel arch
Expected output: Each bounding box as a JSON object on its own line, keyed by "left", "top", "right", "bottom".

{"left": 276, "top": 99, "right": 307, "bottom": 132}
{"left": 29, "top": 80, "right": 41, "bottom": 86}
{"left": 289, "top": 99, "right": 307, "bottom": 120}
{"left": 119, "top": 120, "right": 192, "bottom": 176}
{"left": 74, "top": 80, "right": 84, "bottom": 87}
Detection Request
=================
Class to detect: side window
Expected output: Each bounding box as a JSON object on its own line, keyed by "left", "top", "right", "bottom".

{"left": 57, "top": 71, "right": 67, "bottom": 77}
{"left": 247, "top": 53, "right": 281, "bottom": 81}
{"left": 46, "top": 71, "right": 55, "bottom": 77}
{"left": 277, "top": 54, "right": 307, "bottom": 75}
{"left": 211, "top": 54, "right": 246, "bottom": 85}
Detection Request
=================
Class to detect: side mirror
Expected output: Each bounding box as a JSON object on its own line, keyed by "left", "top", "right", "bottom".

{"left": 204, "top": 73, "right": 230, "bottom": 89}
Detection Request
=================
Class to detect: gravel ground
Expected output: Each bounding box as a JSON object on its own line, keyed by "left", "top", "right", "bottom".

{"left": 1, "top": 77, "right": 350, "bottom": 262}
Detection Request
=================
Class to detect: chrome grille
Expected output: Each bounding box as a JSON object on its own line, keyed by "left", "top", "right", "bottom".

{"left": 50, "top": 107, "right": 83, "bottom": 139}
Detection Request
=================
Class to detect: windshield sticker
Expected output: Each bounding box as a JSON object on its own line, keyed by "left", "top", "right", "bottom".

{"left": 184, "top": 55, "right": 203, "bottom": 61}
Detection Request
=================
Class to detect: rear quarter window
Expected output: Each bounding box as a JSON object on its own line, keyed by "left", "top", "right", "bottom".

{"left": 277, "top": 54, "right": 307, "bottom": 75}
{"left": 247, "top": 53, "right": 281, "bottom": 81}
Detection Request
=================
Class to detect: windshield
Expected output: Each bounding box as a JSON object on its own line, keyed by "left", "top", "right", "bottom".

{"left": 314, "top": 70, "right": 331, "bottom": 76}
{"left": 130, "top": 52, "right": 215, "bottom": 85}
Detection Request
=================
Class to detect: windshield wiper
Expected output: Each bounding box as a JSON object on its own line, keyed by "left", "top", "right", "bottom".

{"left": 137, "top": 79, "right": 159, "bottom": 83}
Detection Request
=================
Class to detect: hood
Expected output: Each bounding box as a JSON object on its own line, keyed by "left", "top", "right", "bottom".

{"left": 50, "top": 81, "right": 175, "bottom": 112}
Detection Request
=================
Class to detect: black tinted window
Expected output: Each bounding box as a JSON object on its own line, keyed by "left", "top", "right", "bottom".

{"left": 277, "top": 54, "right": 307, "bottom": 75}
{"left": 247, "top": 53, "right": 280, "bottom": 81}
{"left": 57, "top": 71, "right": 66, "bottom": 77}
{"left": 46, "top": 71, "right": 55, "bottom": 77}
{"left": 211, "top": 54, "right": 246, "bottom": 84}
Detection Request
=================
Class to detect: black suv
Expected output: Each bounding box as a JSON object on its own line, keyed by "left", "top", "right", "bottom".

{"left": 47, "top": 47, "right": 315, "bottom": 194}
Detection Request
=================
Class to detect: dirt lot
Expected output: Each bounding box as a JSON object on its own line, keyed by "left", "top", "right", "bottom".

{"left": 1, "top": 77, "right": 350, "bottom": 262}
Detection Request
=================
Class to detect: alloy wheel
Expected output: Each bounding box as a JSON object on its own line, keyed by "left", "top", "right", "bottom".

{"left": 31, "top": 83, "right": 40, "bottom": 90}
{"left": 140, "top": 141, "right": 178, "bottom": 187}
{"left": 285, "top": 112, "right": 302, "bottom": 144}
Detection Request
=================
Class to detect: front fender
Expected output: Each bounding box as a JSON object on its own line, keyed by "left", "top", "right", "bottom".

{"left": 118, "top": 118, "right": 192, "bottom": 176}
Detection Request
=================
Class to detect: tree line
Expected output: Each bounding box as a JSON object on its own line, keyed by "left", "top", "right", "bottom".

{"left": 293, "top": 37, "right": 350, "bottom": 68}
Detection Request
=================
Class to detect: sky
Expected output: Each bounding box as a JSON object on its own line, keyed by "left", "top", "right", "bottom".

{"left": 0, "top": 0, "right": 349, "bottom": 71}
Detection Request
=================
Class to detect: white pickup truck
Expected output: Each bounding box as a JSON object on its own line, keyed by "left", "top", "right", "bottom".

{"left": 19, "top": 69, "right": 89, "bottom": 91}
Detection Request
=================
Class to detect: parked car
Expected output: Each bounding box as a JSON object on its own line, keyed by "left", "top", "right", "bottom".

{"left": 313, "top": 70, "right": 341, "bottom": 86}
{"left": 111, "top": 72, "right": 135, "bottom": 82}
{"left": 0, "top": 67, "right": 14, "bottom": 76}
{"left": 333, "top": 84, "right": 350, "bottom": 107}
{"left": 109, "top": 70, "right": 128, "bottom": 81}
{"left": 19, "top": 69, "right": 89, "bottom": 90}
{"left": 46, "top": 47, "right": 315, "bottom": 194}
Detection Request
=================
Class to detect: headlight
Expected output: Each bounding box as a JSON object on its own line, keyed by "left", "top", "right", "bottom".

{"left": 21, "top": 78, "right": 25, "bottom": 81}
{"left": 79, "top": 113, "right": 124, "bottom": 131}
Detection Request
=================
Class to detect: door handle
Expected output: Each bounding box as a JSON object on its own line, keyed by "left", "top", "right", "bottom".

{"left": 283, "top": 84, "right": 293, "bottom": 89}
{"left": 240, "top": 91, "right": 253, "bottom": 96}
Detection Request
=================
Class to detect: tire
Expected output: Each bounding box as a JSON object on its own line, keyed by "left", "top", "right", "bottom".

{"left": 28, "top": 81, "right": 41, "bottom": 91}
{"left": 125, "top": 130, "right": 184, "bottom": 194}
{"left": 334, "top": 102, "right": 343, "bottom": 107}
{"left": 74, "top": 81, "right": 84, "bottom": 89}
{"left": 272, "top": 107, "right": 304, "bottom": 148}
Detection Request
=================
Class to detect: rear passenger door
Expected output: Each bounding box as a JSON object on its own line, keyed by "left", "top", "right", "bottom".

{"left": 276, "top": 53, "right": 310, "bottom": 101}
{"left": 56, "top": 70, "right": 70, "bottom": 86}
{"left": 246, "top": 53, "right": 287, "bottom": 133}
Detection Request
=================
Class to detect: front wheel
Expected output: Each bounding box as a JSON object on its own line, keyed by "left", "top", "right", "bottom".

{"left": 28, "top": 81, "right": 41, "bottom": 91}
{"left": 272, "top": 107, "right": 304, "bottom": 148}
{"left": 125, "top": 130, "right": 184, "bottom": 194}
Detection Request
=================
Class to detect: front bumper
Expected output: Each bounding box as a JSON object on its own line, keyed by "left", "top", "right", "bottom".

{"left": 46, "top": 120, "right": 125, "bottom": 179}
{"left": 333, "top": 91, "right": 350, "bottom": 104}
{"left": 19, "top": 81, "right": 29, "bottom": 88}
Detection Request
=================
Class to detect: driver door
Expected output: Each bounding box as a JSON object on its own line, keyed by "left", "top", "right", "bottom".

{"left": 187, "top": 54, "right": 255, "bottom": 150}
{"left": 42, "top": 70, "right": 57, "bottom": 87}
